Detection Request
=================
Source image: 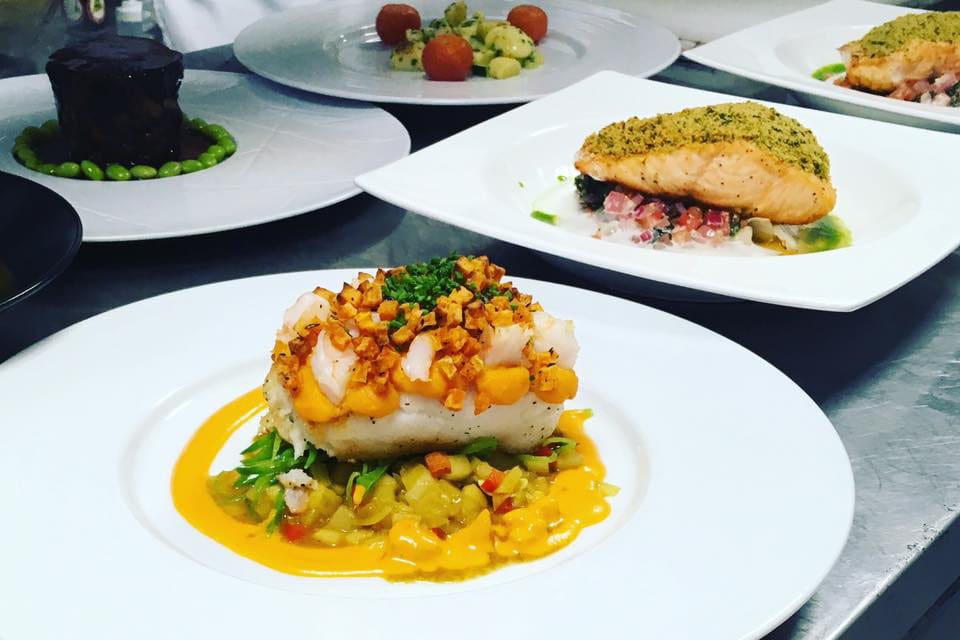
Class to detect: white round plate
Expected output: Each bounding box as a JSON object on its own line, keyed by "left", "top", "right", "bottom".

{"left": 0, "top": 70, "right": 410, "bottom": 241}
{"left": 0, "top": 270, "right": 853, "bottom": 640}
{"left": 234, "top": 0, "right": 680, "bottom": 105}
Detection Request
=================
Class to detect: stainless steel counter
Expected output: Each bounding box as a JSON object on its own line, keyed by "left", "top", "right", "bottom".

{"left": 1, "top": 45, "right": 958, "bottom": 640}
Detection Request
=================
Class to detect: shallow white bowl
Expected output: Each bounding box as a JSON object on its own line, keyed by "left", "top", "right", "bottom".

{"left": 357, "top": 70, "right": 960, "bottom": 311}
{"left": 0, "top": 270, "right": 853, "bottom": 640}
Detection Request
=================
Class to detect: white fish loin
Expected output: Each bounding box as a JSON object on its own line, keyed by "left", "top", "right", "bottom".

{"left": 262, "top": 369, "right": 564, "bottom": 461}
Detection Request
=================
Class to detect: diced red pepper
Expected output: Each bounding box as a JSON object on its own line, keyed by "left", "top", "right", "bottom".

{"left": 480, "top": 468, "right": 505, "bottom": 493}
{"left": 494, "top": 496, "right": 515, "bottom": 514}
{"left": 281, "top": 522, "right": 308, "bottom": 542}
{"left": 425, "top": 451, "right": 452, "bottom": 478}
{"left": 431, "top": 527, "right": 448, "bottom": 540}
{"left": 534, "top": 445, "right": 554, "bottom": 458}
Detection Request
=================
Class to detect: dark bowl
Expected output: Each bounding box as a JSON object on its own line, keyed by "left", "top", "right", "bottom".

{"left": 0, "top": 170, "right": 82, "bottom": 311}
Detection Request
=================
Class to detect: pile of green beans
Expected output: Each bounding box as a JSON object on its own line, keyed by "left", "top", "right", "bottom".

{"left": 10, "top": 116, "right": 238, "bottom": 181}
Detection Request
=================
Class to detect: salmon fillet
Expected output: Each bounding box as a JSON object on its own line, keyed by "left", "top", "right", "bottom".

{"left": 840, "top": 12, "right": 960, "bottom": 93}
{"left": 574, "top": 102, "right": 835, "bottom": 225}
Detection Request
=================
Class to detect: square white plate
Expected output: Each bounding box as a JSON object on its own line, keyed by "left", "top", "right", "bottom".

{"left": 356, "top": 70, "right": 960, "bottom": 311}
{"left": 684, "top": 0, "right": 960, "bottom": 131}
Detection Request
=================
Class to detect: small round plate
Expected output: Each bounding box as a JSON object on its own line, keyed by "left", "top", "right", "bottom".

{"left": 0, "top": 171, "right": 81, "bottom": 311}
{"left": 0, "top": 70, "right": 411, "bottom": 242}
{"left": 234, "top": 0, "right": 681, "bottom": 105}
{"left": 0, "top": 270, "right": 854, "bottom": 640}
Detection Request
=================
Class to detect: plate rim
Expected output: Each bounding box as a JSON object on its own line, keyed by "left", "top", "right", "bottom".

{"left": 0, "top": 70, "right": 412, "bottom": 243}
{"left": 0, "top": 267, "right": 855, "bottom": 640}
{"left": 233, "top": 0, "right": 681, "bottom": 106}
{"left": 0, "top": 171, "right": 83, "bottom": 311}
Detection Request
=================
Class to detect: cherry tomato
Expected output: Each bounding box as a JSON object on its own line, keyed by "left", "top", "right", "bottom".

{"left": 376, "top": 4, "right": 421, "bottom": 46}
{"left": 422, "top": 34, "right": 474, "bottom": 81}
{"left": 507, "top": 5, "right": 548, "bottom": 44}
{"left": 280, "top": 521, "right": 309, "bottom": 542}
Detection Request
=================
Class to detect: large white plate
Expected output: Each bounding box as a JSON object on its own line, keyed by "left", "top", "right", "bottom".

{"left": 0, "top": 269, "right": 853, "bottom": 640}
{"left": 0, "top": 70, "right": 410, "bottom": 241}
{"left": 233, "top": 0, "right": 680, "bottom": 105}
{"left": 684, "top": 0, "right": 960, "bottom": 131}
{"left": 356, "top": 71, "right": 960, "bottom": 311}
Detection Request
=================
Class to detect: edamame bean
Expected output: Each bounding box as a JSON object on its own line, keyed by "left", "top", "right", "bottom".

{"left": 181, "top": 159, "right": 203, "bottom": 173}
{"left": 216, "top": 136, "right": 237, "bottom": 155}
{"left": 15, "top": 146, "right": 37, "bottom": 164}
{"left": 24, "top": 159, "right": 40, "bottom": 171}
{"left": 197, "top": 153, "right": 217, "bottom": 168}
{"left": 81, "top": 160, "right": 104, "bottom": 181}
{"left": 54, "top": 162, "right": 81, "bottom": 178}
{"left": 41, "top": 119, "right": 60, "bottom": 136}
{"left": 39, "top": 163, "right": 57, "bottom": 175}
{"left": 158, "top": 161, "right": 182, "bottom": 178}
{"left": 202, "top": 124, "right": 228, "bottom": 139}
{"left": 191, "top": 117, "right": 208, "bottom": 130}
{"left": 206, "top": 144, "right": 226, "bottom": 161}
{"left": 22, "top": 126, "right": 42, "bottom": 141}
{"left": 14, "top": 134, "right": 30, "bottom": 146}
{"left": 131, "top": 164, "right": 157, "bottom": 179}
{"left": 106, "top": 164, "right": 131, "bottom": 181}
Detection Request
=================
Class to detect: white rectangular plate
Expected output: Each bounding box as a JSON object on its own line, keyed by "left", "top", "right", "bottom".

{"left": 356, "top": 70, "right": 960, "bottom": 311}
{"left": 684, "top": 0, "right": 960, "bottom": 131}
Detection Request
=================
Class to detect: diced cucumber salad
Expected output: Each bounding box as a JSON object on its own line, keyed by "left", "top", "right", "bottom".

{"left": 391, "top": 1, "right": 544, "bottom": 79}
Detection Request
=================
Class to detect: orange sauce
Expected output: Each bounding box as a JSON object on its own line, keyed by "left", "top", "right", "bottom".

{"left": 172, "top": 389, "right": 611, "bottom": 580}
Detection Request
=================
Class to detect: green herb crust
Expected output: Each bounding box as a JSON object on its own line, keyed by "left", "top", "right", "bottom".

{"left": 580, "top": 102, "right": 831, "bottom": 180}
{"left": 848, "top": 12, "right": 960, "bottom": 58}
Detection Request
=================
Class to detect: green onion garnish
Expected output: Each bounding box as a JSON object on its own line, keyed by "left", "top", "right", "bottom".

{"left": 531, "top": 210, "right": 558, "bottom": 225}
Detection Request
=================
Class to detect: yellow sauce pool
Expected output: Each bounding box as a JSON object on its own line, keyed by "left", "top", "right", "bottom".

{"left": 172, "top": 389, "right": 611, "bottom": 580}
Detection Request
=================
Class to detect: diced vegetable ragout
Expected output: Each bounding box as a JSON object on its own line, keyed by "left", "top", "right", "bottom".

{"left": 208, "top": 417, "right": 617, "bottom": 551}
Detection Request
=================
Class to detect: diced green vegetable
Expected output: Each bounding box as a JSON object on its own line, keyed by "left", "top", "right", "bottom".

{"left": 531, "top": 210, "right": 558, "bottom": 225}
{"left": 797, "top": 215, "right": 853, "bottom": 253}
{"left": 460, "top": 436, "right": 498, "bottom": 457}
{"left": 812, "top": 63, "right": 846, "bottom": 81}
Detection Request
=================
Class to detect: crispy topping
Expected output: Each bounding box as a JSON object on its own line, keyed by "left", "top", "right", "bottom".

{"left": 848, "top": 12, "right": 960, "bottom": 58}
{"left": 272, "top": 255, "right": 571, "bottom": 416}
{"left": 580, "top": 102, "right": 830, "bottom": 180}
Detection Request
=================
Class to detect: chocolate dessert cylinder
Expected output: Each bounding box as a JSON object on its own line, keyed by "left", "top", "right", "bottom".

{"left": 46, "top": 36, "right": 184, "bottom": 167}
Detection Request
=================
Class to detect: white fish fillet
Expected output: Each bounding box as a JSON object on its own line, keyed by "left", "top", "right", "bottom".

{"left": 262, "top": 369, "right": 563, "bottom": 460}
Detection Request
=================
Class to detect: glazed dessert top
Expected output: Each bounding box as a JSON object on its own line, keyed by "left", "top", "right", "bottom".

{"left": 579, "top": 102, "right": 831, "bottom": 180}
{"left": 47, "top": 36, "right": 183, "bottom": 73}
{"left": 272, "top": 255, "right": 579, "bottom": 417}
{"left": 846, "top": 12, "right": 960, "bottom": 58}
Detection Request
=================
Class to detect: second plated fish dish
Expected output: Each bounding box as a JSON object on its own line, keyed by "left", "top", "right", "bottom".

{"left": 534, "top": 102, "right": 851, "bottom": 255}
{"left": 814, "top": 11, "right": 960, "bottom": 107}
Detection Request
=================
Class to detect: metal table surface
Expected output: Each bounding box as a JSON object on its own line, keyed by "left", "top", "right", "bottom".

{"left": 2, "top": 45, "right": 959, "bottom": 640}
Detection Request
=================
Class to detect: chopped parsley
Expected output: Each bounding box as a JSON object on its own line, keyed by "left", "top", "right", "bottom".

{"left": 383, "top": 253, "right": 502, "bottom": 312}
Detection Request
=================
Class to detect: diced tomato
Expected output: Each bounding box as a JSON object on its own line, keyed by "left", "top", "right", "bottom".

{"left": 431, "top": 527, "right": 448, "bottom": 540}
{"left": 705, "top": 210, "right": 725, "bottom": 228}
{"left": 480, "top": 468, "right": 505, "bottom": 493}
{"left": 281, "top": 522, "right": 308, "bottom": 542}
{"left": 425, "top": 451, "right": 452, "bottom": 478}
{"left": 534, "top": 445, "right": 554, "bottom": 457}
{"left": 494, "top": 496, "right": 515, "bottom": 514}
{"left": 678, "top": 206, "right": 703, "bottom": 230}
